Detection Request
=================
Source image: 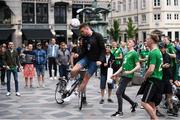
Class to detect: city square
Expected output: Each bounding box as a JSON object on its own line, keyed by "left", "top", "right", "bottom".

{"left": 1, "top": 0, "right": 180, "bottom": 120}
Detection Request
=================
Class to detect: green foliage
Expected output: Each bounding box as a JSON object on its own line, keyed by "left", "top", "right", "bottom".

{"left": 107, "top": 19, "right": 120, "bottom": 42}
{"left": 125, "top": 18, "right": 138, "bottom": 39}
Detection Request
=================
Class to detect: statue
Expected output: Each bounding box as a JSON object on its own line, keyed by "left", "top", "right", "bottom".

{"left": 76, "top": 0, "right": 110, "bottom": 40}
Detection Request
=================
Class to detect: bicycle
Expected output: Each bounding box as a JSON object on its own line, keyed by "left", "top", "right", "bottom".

{"left": 55, "top": 69, "right": 86, "bottom": 110}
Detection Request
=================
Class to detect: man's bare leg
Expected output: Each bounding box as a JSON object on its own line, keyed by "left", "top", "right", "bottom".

{"left": 78, "top": 73, "right": 91, "bottom": 92}
{"left": 71, "top": 64, "right": 82, "bottom": 78}
{"left": 141, "top": 102, "right": 158, "bottom": 120}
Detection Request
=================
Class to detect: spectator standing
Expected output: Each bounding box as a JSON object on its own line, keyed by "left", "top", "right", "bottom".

{"left": 0, "top": 46, "right": 6, "bottom": 85}
{"left": 4, "top": 42, "right": 21, "bottom": 96}
{"left": 47, "top": 38, "right": 59, "bottom": 80}
{"left": 57, "top": 42, "right": 70, "bottom": 80}
{"left": 23, "top": 44, "right": 35, "bottom": 88}
{"left": 34, "top": 43, "right": 47, "bottom": 88}
{"left": 99, "top": 45, "right": 115, "bottom": 104}
{"left": 111, "top": 41, "right": 123, "bottom": 73}
{"left": 162, "top": 36, "right": 177, "bottom": 81}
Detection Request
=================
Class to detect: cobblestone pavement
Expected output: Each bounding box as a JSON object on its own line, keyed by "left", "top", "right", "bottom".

{"left": 0, "top": 71, "right": 179, "bottom": 120}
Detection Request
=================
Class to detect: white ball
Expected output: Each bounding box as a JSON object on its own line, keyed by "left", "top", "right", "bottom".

{"left": 70, "top": 18, "right": 80, "bottom": 28}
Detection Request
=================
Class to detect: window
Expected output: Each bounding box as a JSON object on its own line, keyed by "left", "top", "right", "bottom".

{"left": 141, "top": 14, "right": 146, "bottom": 22}
{"left": 36, "top": 3, "right": 48, "bottom": 23}
{"left": 167, "top": 0, "right": 171, "bottom": 6}
{"left": 175, "top": 31, "right": 179, "bottom": 39}
{"left": 112, "top": 1, "right": 116, "bottom": 11}
{"left": 168, "top": 31, "right": 172, "bottom": 40}
{"left": 134, "top": 16, "right": 138, "bottom": 23}
{"left": 124, "top": 33, "right": 127, "bottom": 42}
{"left": 22, "top": 3, "right": 35, "bottom": 23}
{"left": 117, "top": 1, "right": 122, "bottom": 11}
{"left": 154, "top": 13, "right": 161, "bottom": 20}
{"left": 167, "top": 14, "right": 172, "bottom": 20}
{"left": 174, "top": 13, "right": 179, "bottom": 20}
{"left": 174, "top": 0, "right": 178, "bottom": 6}
{"left": 134, "top": 0, "right": 138, "bottom": 9}
{"left": 128, "top": 0, "right": 131, "bottom": 10}
{"left": 55, "top": 4, "right": 67, "bottom": 24}
{"left": 123, "top": 17, "right": 126, "bottom": 24}
{"left": 123, "top": 0, "right": 126, "bottom": 11}
{"left": 142, "top": 32, "right": 146, "bottom": 41}
{"left": 141, "top": 0, "right": 146, "bottom": 9}
{"left": 154, "top": 0, "right": 160, "bottom": 6}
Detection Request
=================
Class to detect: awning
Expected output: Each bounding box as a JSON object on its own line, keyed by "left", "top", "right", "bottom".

{"left": 22, "top": 29, "right": 54, "bottom": 40}
{"left": 0, "top": 29, "right": 15, "bottom": 40}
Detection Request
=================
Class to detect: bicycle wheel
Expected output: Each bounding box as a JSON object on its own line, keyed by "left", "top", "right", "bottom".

{"left": 78, "top": 91, "right": 83, "bottom": 110}
{"left": 55, "top": 80, "right": 67, "bottom": 104}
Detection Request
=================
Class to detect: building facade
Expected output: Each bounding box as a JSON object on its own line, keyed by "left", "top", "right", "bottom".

{"left": 109, "top": 0, "right": 180, "bottom": 42}
{"left": 0, "top": 0, "right": 94, "bottom": 47}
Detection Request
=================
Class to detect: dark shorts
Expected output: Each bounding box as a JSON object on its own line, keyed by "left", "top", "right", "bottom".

{"left": 35, "top": 64, "right": 45, "bottom": 76}
{"left": 163, "top": 80, "right": 173, "bottom": 94}
{"left": 100, "top": 74, "right": 114, "bottom": 89}
{"left": 141, "top": 78, "right": 163, "bottom": 106}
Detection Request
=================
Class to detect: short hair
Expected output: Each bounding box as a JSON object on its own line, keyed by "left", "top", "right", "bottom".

{"left": 149, "top": 34, "right": 159, "bottom": 43}
{"left": 79, "top": 23, "right": 90, "bottom": 30}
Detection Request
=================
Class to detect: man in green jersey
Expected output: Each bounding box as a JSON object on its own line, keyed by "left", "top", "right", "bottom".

{"left": 162, "top": 36, "right": 177, "bottom": 81}
{"left": 111, "top": 39, "right": 140, "bottom": 117}
{"left": 141, "top": 34, "right": 163, "bottom": 120}
{"left": 139, "top": 42, "right": 150, "bottom": 77}
{"left": 111, "top": 41, "right": 123, "bottom": 73}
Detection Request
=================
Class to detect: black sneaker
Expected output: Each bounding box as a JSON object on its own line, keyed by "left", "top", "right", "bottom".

{"left": 131, "top": 102, "right": 138, "bottom": 112}
{"left": 111, "top": 112, "right": 123, "bottom": 117}
{"left": 82, "top": 97, "right": 88, "bottom": 105}
{"left": 1, "top": 81, "right": 6, "bottom": 86}
{"left": 167, "top": 109, "right": 178, "bottom": 116}
{"left": 107, "top": 98, "right": 114, "bottom": 103}
{"left": 99, "top": 99, "right": 104, "bottom": 104}
{"left": 156, "top": 110, "right": 165, "bottom": 117}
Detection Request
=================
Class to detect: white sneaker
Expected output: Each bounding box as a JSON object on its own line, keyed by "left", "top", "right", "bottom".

{"left": 16, "top": 92, "right": 21, "bottom": 96}
{"left": 63, "top": 92, "right": 77, "bottom": 102}
{"left": 54, "top": 77, "right": 57, "bottom": 80}
{"left": 6, "top": 92, "right": 11, "bottom": 96}
{"left": 50, "top": 77, "right": 53, "bottom": 80}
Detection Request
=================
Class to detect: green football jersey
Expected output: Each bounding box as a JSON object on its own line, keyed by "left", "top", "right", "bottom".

{"left": 166, "top": 43, "right": 176, "bottom": 67}
{"left": 111, "top": 48, "right": 123, "bottom": 65}
{"left": 122, "top": 50, "right": 139, "bottom": 78}
{"left": 147, "top": 48, "right": 163, "bottom": 80}
{"left": 140, "top": 49, "right": 149, "bottom": 59}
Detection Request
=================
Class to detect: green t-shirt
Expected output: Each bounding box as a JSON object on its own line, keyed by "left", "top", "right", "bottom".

{"left": 147, "top": 48, "right": 163, "bottom": 80}
{"left": 111, "top": 48, "right": 123, "bottom": 65}
{"left": 166, "top": 43, "right": 176, "bottom": 67}
{"left": 122, "top": 50, "right": 139, "bottom": 78}
{"left": 140, "top": 49, "right": 149, "bottom": 59}
{"left": 140, "top": 49, "right": 150, "bottom": 68}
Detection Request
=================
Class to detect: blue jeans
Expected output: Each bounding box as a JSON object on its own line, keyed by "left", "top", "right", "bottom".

{"left": 6, "top": 69, "right": 19, "bottom": 92}
{"left": 59, "top": 65, "right": 69, "bottom": 80}
{"left": 77, "top": 57, "right": 98, "bottom": 77}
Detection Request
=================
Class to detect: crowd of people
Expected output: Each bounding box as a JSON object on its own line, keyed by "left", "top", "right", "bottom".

{"left": 0, "top": 23, "right": 180, "bottom": 119}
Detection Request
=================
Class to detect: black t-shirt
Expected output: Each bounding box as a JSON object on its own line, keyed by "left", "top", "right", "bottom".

{"left": 80, "top": 32, "right": 105, "bottom": 62}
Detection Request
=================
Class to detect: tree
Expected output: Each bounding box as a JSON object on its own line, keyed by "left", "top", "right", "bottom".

{"left": 107, "top": 19, "right": 120, "bottom": 42}
{"left": 125, "top": 18, "right": 138, "bottom": 39}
